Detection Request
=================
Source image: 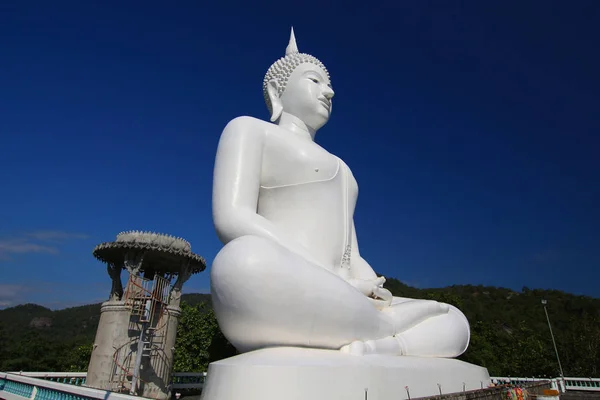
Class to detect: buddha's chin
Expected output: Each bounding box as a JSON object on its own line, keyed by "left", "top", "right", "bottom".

{"left": 319, "top": 103, "right": 331, "bottom": 116}
{"left": 307, "top": 118, "right": 329, "bottom": 132}
{"left": 294, "top": 109, "right": 330, "bottom": 132}
{"left": 311, "top": 111, "right": 331, "bottom": 128}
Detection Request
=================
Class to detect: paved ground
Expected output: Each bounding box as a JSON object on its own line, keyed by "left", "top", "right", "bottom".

{"left": 172, "top": 395, "right": 201, "bottom": 400}
{"left": 174, "top": 391, "right": 600, "bottom": 400}
{"left": 561, "top": 391, "right": 600, "bottom": 399}
{"left": 172, "top": 391, "right": 600, "bottom": 400}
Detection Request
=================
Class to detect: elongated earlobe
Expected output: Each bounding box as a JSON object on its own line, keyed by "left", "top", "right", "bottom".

{"left": 267, "top": 80, "right": 283, "bottom": 122}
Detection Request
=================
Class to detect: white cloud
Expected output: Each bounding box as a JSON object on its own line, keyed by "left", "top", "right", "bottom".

{"left": 0, "top": 240, "right": 58, "bottom": 256}
{"left": 0, "top": 230, "right": 88, "bottom": 258}
{"left": 0, "top": 284, "right": 29, "bottom": 298}
{"left": 0, "top": 282, "right": 107, "bottom": 310}
{"left": 26, "top": 230, "right": 89, "bottom": 242}
{"left": 0, "top": 284, "right": 32, "bottom": 309}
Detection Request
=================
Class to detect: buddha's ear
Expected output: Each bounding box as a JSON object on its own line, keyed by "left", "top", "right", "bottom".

{"left": 267, "top": 79, "right": 283, "bottom": 122}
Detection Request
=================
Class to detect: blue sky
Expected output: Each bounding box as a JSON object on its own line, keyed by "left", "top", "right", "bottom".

{"left": 1, "top": 1, "right": 599, "bottom": 308}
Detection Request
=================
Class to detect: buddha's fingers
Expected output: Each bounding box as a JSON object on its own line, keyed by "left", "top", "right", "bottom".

{"left": 372, "top": 287, "right": 393, "bottom": 307}
{"left": 383, "top": 299, "right": 450, "bottom": 334}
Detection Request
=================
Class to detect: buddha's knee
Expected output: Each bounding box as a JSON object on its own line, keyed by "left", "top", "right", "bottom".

{"left": 399, "top": 303, "right": 470, "bottom": 358}
{"left": 210, "top": 235, "right": 306, "bottom": 351}
{"left": 443, "top": 304, "right": 471, "bottom": 357}
{"left": 212, "top": 235, "right": 280, "bottom": 282}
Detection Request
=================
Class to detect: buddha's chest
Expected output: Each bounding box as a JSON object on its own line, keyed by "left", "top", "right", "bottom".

{"left": 261, "top": 133, "right": 342, "bottom": 188}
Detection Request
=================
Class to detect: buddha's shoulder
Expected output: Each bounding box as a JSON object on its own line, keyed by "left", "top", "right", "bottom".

{"left": 223, "top": 116, "right": 274, "bottom": 135}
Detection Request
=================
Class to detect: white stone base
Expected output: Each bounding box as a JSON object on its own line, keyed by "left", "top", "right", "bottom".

{"left": 200, "top": 347, "right": 491, "bottom": 400}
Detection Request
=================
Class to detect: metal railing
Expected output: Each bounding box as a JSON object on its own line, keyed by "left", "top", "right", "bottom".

{"left": 491, "top": 376, "right": 600, "bottom": 393}
{"left": 8, "top": 371, "right": 599, "bottom": 395}
{"left": 8, "top": 371, "right": 207, "bottom": 391}
{"left": 171, "top": 372, "right": 207, "bottom": 389}
{"left": 6, "top": 372, "right": 88, "bottom": 386}
{"left": 563, "top": 377, "right": 600, "bottom": 391}
{"left": 0, "top": 372, "right": 141, "bottom": 400}
{"left": 491, "top": 377, "right": 564, "bottom": 392}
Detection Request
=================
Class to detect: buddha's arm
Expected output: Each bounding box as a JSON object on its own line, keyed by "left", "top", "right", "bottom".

{"left": 349, "top": 221, "right": 378, "bottom": 281}
{"left": 212, "top": 117, "right": 324, "bottom": 267}
{"left": 348, "top": 221, "right": 393, "bottom": 304}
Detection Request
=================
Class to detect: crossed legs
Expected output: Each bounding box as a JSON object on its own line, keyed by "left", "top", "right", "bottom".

{"left": 211, "top": 235, "right": 469, "bottom": 357}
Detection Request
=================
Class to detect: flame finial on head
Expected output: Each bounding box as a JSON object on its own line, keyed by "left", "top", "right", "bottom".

{"left": 285, "top": 27, "right": 299, "bottom": 56}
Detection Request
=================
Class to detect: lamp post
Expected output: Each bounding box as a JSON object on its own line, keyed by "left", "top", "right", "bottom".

{"left": 541, "top": 299, "right": 564, "bottom": 379}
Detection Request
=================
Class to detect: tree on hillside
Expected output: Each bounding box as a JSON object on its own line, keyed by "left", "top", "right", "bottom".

{"left": 425, "top": 291, "right": 464, "bottom": 309}
{"left": 560, "top": 311, "right": 600, "bottom": 376}
{"left": 172, "top": 301, "right": 236, "bottom": 372}
{"left": 1, "top": 285, "right": 598, "bottom": 377}
{"left": 461, "top": 319, "right": 556, "bottom": 377}
{"left": 0, "top": 325, "right": 8, "bottom": 369}
{"left": 461, "top": 320, "right": 502, "bottom": 374}
{"left": 62, "top": 344, "right": 94, "bottom": 372}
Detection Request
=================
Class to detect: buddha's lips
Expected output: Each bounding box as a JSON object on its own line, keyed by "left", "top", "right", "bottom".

{"left": 319, "top": 98, "right": 331, "bottom": 111}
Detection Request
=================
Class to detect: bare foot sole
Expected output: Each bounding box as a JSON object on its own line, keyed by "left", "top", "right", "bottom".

{"left": 340, "top": 341, "right": 368, "bottom": 355}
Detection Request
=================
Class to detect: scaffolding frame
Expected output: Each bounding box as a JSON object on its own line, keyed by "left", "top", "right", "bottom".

{"left": 110, "top": 273, "right": 172, "bottom": 396}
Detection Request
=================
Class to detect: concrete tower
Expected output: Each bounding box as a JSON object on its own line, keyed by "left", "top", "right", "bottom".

{"left": 85, "top": 231, "right": 206, "bottom": 399}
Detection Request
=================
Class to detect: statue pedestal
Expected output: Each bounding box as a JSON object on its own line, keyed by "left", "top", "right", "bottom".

{"left": 200, "top": 347, "right": 490, "bottom": 400}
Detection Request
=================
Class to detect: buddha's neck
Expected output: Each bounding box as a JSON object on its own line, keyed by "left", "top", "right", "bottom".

{"left": 278, "top": 112, "right": 317, "bottom": 141}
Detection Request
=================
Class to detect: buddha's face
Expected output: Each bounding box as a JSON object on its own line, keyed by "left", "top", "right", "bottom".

{"left": 278, "top": 63, "right": 335, "bottom": 131}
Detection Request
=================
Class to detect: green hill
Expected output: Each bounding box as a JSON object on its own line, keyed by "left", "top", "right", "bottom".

{"left": 0, "top": 284, "right": 597, "bottom": 378}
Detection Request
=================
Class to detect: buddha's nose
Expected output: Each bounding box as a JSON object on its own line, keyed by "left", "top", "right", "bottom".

{"left": 323, "top": 86, "right": 335, "bottom": 100}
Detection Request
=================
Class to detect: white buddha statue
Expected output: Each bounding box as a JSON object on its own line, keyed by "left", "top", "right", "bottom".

{"left": 210, "top": 29, "right": 470, "bottom": 358}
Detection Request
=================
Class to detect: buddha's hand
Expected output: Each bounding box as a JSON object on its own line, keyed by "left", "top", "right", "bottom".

{"left": 349, "top": 277, "right": 393, "bottom": 305}
{"left": 348, "top": 276, "right": 384, "bottom": 295}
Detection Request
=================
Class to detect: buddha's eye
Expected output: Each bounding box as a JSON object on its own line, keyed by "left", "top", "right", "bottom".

{"left": 309, "top": 78, "right": 319, "bottom": 83}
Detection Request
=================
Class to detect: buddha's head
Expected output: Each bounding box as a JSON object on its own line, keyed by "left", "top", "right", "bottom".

{"left": 263, "top": 28, "right": 335, "bottom": 131}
